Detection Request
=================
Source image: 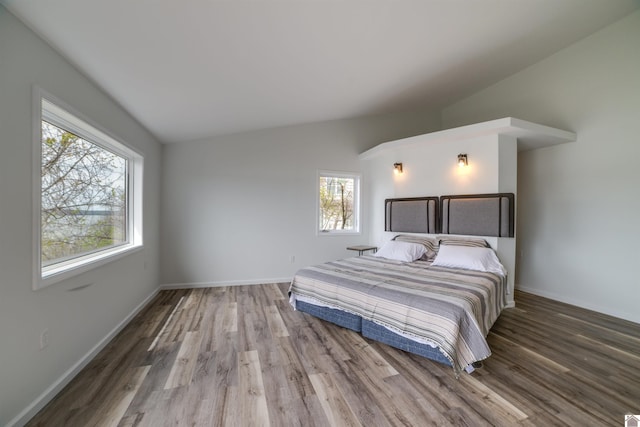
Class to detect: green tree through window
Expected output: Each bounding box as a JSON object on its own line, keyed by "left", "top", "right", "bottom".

{"left": 318, "top": 173, "right": 359, "bottom": 233}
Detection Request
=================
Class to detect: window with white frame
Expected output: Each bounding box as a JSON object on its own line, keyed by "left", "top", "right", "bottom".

{"left": 34, "top": 91, "right": 143, "bottom": 289}
{"left": 317, "top": 171, "right": 360, "bottom": 234}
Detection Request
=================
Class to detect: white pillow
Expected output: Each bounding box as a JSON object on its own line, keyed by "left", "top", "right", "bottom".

{"left": 373, "top": 241, "right": 427, "bottom": 262}
{"left": 431, "top": 245, "right": 506, "bottom": 275}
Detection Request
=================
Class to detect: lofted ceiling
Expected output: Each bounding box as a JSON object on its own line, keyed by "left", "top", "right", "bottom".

{"left": 3, "top": 0, "right": 638, "bottom": 143}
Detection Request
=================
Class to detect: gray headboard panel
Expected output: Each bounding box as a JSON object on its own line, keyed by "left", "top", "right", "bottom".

{"left": 440, "top": 193, "right": 514, "bottom": 237}
{"left": 385, "top": 197, "right": 439, "bottom": 234}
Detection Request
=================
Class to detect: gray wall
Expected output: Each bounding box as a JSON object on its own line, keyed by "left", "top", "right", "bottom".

{"left": 0, "top": 7, "right": 163, "bottom": 425}
{"left": 442, "top": 11, "right": 640, "bottom": 323}
{"left": 160, "top": 110, "right": 441, "bottom": 286}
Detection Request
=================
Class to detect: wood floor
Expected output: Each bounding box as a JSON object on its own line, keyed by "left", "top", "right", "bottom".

{"left": 27, "top": 284, "right": 640, "bottom": 426}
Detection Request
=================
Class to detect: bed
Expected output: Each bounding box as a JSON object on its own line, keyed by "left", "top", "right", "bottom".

{"left": 289, "top": 193, "right": 514, "bottom": 375}
{"left": 289, "top": 236, "right": 507, "bottom": 375}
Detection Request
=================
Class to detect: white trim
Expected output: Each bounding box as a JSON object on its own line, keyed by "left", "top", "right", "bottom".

{"left": 160, "top": 277, "right": 293, "bottom": 290}
{"left": 32, "top": 87, "right": 43, "bottom": 290}
{"left": 6, "top": 287, "right": 159, "bottom": 427}
{"left": 41, "top": 246, "right": 144, "bottom": 284}
{"left": 515, "top": 284, "right": 638, "bottom": 324}
{"left": 32, "top": 87, "right": 144, "bottom": 290}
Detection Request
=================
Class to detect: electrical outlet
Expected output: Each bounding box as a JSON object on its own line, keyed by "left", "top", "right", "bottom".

{"left": 289, "top": 255, "right": 295, "bottom": 264}
{"left": 40, "top": 329, "right": 49, "bottom": 350}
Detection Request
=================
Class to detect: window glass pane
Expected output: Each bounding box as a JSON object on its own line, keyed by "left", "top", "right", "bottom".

{"left": 319, "top": 175, "right": 357, "bottom": 231}
{"left": 41, "top": 120, "right": 128, "bottom": 266}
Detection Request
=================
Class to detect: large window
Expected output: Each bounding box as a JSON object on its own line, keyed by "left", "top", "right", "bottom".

{"left": 318, "top": 171, "right": 360, "bottom": 235}
{"left": 33, "top": 91, "right": 143, "bottom": 289}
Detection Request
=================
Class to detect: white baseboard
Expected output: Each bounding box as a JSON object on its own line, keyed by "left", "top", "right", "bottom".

{"left": 160, "top": 277, "right": 293, "bottom": 290}
{"left": 515, "top": 284, "right": 639, "bottom": 324}
{"left": 8, "top": 287, "right": 160, "bottom": 427}
{"left": 516, "top": 284, "right": 592, "bottom": 310}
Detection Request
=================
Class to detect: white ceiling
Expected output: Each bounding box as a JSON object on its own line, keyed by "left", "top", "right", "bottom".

{"left": 4, "top": 0, "right": 638, "bottom": 144}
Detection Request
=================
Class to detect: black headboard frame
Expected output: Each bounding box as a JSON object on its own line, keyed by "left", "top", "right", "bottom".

{"left": 440, "top": 193, "right": 514, "bottom": 238}
{"left": 384, "top": 193, "right": 515, "bottom": 238}
{"left": 384, "top": 197, "right": 439, "bottom": 234}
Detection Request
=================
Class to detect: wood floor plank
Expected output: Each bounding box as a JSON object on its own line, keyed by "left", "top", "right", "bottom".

{"left": 275, "top": 336, "right": 317, "bottom": 399}
{"left": 458, "top": 372, "right": 529, "bottom": 423}
{"left": 26, "top": 285, "right": 640, "bottom": 427}
{"left": 308, "top": 372, "right": 362, "bottom": 427}
{"left": 165, "top": 289, "right": 205, "bottom": 342}
{"left": 329, "top": 327, "right": 398, "bottom": 378}
{"left": 488, "top": 331, "right": 571, "bottom": 373}
{"left": 238, "top": 350, "right": 270, "bottom": 427}
{"left": 222, "top": 301, "right": 238, "bottom": 333}
{"left": 342, "top": 360, "right": 437, "bottom": 426}
{"left": 273, "top": 297, "right": 308, "bottom": 327}
{"left": 305, "top": 315, "right": 354, "bottom": 363}
{"left": 55, "top": 328, "right": 151, "bottom": 414}
{"left": 138, "top": 303, "right": 172, "bottom": 339}
{"left": 262, "top": 282, "right": 287, "bottom": 302}
{"left": 327, "top": 362, "right": 394, "bottom": 427}
{"left": 367, "top": 342, "right": 479, "bottom": 422}
{"left": 164, "top": 330, "right": 202, "bottom": 389}
{"left": 196, "top": 298, "right": 226, "bottom": 353}
{"left": 198, "top": 334, "right": 240, "bottom": 425}
{"left": 124, "top": 341, "right": 181, "bottom": 417}
{"left": 265, "top": 304, "right": 289, "bottom": 337}
{"left": 286, "top": 323, "right": 346, "bottom": 375}
{"left": 148, "top": 295, "right": 185, "bottom": 352}
{"left": 251, "top": 334, "right": 301, "bottom": 426}
{"left": 85, "top": 365, "right": 150, "bottom": 427}
{"left": 479, "top": 353, "right": 606, "bottom": 426}
{"left": 209, "top": 386, "right": 240, "bottom": 427}
{"left": 382, "top": 374, "right": 453, "bottom": 425}
{"left": 286, "top": 395, "right": 331, "bottom": 427}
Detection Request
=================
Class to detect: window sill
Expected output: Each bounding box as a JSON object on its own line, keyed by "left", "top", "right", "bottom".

{"left": 34, "top": 244, "right": 143, "bottom": 290}
{"left": 317, "top": 230, "right": 362, "bottom": 237}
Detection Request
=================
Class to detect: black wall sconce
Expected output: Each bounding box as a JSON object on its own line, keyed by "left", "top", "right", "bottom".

{"left": 393, "top": 163, "right": 403, "bottom": 174}
{"left": 457, "top": 154, "right": 468, "bottom": 167}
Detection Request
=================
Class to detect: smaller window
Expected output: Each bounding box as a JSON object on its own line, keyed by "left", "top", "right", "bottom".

{"left": 317, "top": 171, "right": 360, "bottom": 235}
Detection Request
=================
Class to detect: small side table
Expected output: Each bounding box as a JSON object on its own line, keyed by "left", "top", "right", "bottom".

{"left": 346, "top": 245, "right": 378, "bottom": 256}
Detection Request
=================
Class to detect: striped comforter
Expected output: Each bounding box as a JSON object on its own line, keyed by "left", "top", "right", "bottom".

{"left": 289, "top": 255, "right": 506, "bottom": 374}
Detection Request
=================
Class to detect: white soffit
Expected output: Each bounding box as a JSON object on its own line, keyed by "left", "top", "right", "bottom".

{"left": 358, "top": 118, "right": 577, "bottom": 160}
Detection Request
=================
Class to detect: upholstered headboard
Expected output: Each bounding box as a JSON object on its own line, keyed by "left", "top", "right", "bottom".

{"left": 384, "top": 193, "right": 515, "bottom": 237}
{"left": 384, "top": 197, "right": 439, "bottom": 234}
{"left": 440, "top": 193, "right": 514, "bottom": 237}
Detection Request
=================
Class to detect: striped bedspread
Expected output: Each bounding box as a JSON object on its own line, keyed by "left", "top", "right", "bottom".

{"left": 289, "top": 256, "right": 506, "bottom": 374}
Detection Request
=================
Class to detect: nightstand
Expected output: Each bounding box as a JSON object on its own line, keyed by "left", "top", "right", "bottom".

{"left": 346, "top": 245, "right": 377, "bottom": 256}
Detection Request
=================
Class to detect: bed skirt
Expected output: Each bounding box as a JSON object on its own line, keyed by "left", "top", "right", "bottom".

{"left": 295, "top": 300, "right": 451, "bottom": 367}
